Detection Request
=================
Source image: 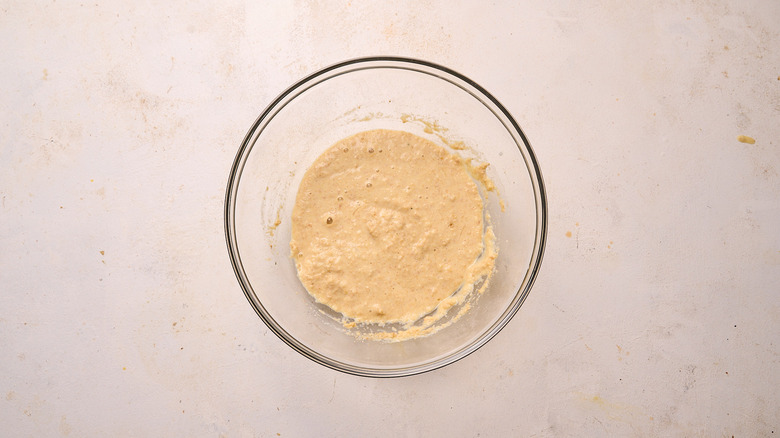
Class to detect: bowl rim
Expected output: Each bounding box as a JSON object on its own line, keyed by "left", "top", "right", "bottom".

{"left": 224, "top": 56, "right": 548, "bottom": 378}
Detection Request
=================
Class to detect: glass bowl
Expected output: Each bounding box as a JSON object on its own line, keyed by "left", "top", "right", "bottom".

{"left": 225, "top": 57, "right": 547, "bottom": 377}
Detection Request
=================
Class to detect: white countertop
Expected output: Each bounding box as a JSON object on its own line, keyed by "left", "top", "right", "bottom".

{"left": 2, "top": 1, "right": 778, "bottom": 436}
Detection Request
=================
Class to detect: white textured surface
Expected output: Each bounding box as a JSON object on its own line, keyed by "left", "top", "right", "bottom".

{"left": 2, "top": 1, "right": 779, "bottom": 436}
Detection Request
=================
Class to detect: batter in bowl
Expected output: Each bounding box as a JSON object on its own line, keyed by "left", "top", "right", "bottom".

{"left": 290, "top": 129, "right": 496, "bottom": 339}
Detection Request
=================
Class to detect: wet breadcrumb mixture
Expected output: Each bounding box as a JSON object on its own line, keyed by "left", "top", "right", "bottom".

{"left": 290, "top": 129, "right": 496, "bottom": 339}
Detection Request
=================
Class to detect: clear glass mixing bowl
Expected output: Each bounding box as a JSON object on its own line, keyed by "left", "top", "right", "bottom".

{"left": 225, "top": 57, "right": 547, "bottom": 377}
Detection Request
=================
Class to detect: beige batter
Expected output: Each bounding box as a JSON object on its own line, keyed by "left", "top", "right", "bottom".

{"left": 290, "top": 129, "right": 496, "bottom": 337}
